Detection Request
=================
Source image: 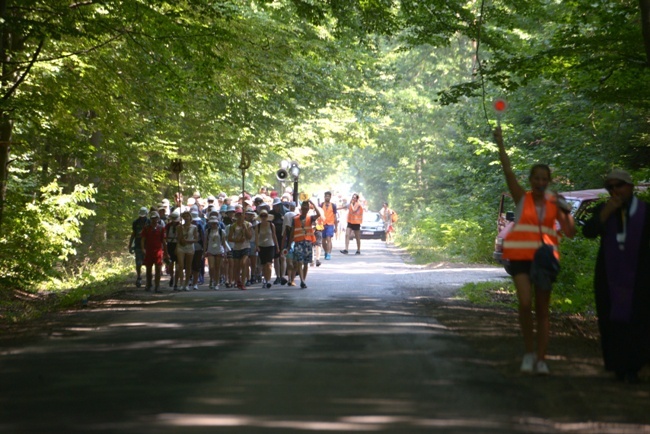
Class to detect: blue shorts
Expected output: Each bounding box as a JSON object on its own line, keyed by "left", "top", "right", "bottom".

{"left": 323, "top": 225, "right": 335, "bottom": 238}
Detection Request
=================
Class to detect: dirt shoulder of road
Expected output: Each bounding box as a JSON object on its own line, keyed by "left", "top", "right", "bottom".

{"left": 422, "top": 288, "right": 650, "bottom": 427}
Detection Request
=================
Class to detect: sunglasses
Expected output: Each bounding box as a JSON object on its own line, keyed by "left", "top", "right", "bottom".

{"left": 606, "top": 181, "right": 628, "bottom": 191}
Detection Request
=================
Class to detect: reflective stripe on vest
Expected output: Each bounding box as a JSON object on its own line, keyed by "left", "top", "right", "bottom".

{"left": 322, "top": 202, "right": 336, "bottom": 225}
{"left": 347, "top": 203, "right": 363, "bottom": 224}
{"left": 293, "top": 215, "right": 315, "bottom": 242}
{"left": 502, "top": 192, "right": 559, "bottom": 261}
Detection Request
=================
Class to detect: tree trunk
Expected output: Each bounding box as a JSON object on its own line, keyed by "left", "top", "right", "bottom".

{"left": 0, "top": 0, "right": 11, "bottom": 233}
{"left": 642, "top": 0, "right": 650, "bottom": 66}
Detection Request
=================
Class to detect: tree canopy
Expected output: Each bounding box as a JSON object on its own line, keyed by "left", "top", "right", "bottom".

{"left": 1, "top": 0, "right": 649, "bottom": 292}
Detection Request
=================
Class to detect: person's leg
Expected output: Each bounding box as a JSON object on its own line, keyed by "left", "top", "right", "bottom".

{"left": 248, "top": 254, "right": 256, "bottom": 283}
{"left": 342, "top": 227, "right": 351, "bottom": 253}
{"left": 145, "top": 264, "right": 153, "bottom": 290}
{"left": 184, "top": 253, "right": 193, "bottom": 288}
{"left": 135, "top": 249, "right": 144, "bottom": 286}
{"left": 242, "top": 255, "right": 250, "bottom": 284}
{"left": 154, "top": 262, "right": 162, "bottom": 291}
{"left": 513, "top": 273, "right": 535, "bottom": 354}
{"left": 191, "top": 250, "right": 202, "bottom": 289}
{"left": 323, "top": 235, "right": 330, "bottom": 255}
{"left": 273, "top": 256, "right": 281, "bottom": 283}
{"left": 314, "top": 244, "right": 321, "bottom": 265}
{"left": 280, "top": 256, "right": 287, "bottom": 284}
{"left": 207, "top": 255, "right": 216, "bottom": 287}
{"left": 535, "top": 287, "right": 551, "bottom": 361}
{"left": 175, "top": 252, "right": 184, "bottom": 288}
{"left": 228, "top": 255, "right": 235, "bottom": 286}
{"left": 214, "top": 256, "right": 222, "bottom": 289}
{"left": 354, "top": 229, "right": 361, "bottom": 252}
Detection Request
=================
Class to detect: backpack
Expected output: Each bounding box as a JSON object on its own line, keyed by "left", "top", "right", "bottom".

{"left": 391, "top": 211, "right": 398, "bottom": 223}
{"left": 192, "top": 221, "right": 205, "bottom": 249}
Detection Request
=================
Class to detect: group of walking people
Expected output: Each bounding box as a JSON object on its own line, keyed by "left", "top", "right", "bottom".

{"left": 129, "top": 189, "right": 368, "bottom": 293}
{"left": 495, "top": 126, "right": 650, "bottom": 383}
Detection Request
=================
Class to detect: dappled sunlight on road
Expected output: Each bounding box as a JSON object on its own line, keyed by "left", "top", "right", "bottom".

{"left": 153, "top": 412, "right": 514, "bottom": 432}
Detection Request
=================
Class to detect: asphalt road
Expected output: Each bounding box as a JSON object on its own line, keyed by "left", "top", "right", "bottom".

{"left": 0, "top": 239, "right": 586, "bottom": 434}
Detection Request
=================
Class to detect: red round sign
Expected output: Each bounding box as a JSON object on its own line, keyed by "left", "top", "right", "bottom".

{"left": 493, "top": 99, "right": 507, "bottom": 113}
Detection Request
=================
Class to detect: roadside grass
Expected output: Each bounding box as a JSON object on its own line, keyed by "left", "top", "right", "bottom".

{"left": 459, "top": 281, "right": 517, "bottom": 309}
{"left": 0, "top": 254, "right": 132, "bottom": 325}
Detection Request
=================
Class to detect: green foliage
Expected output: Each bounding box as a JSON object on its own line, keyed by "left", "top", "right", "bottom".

{"left": 0, "top": 181, "right": 96, "bottom": 289}
{"left": 400, "top": 204, "right": 495, "bottom": 264}
{"left": 552, "top": 234, "right": 598, "bottom": 314}
{"left": 2, "top": 0, "right": 649, "bottom": 323}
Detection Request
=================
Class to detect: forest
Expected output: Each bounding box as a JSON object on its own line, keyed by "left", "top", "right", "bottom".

{"left": 1, "top": 0, "right": 649, "bottom": 314}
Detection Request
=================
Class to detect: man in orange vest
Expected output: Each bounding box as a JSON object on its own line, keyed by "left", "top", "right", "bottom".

{"left": 340, "top": 193, "right": 364, "bottom": 255}
{"left": 289, "top": 199, "right": 324, "bottom": 289}
{"left": 320, "top": 191, "right": 338, "bottom": 260}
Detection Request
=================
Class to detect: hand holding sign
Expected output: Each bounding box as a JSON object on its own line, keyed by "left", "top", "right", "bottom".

{"left": 493, "top": 98, "right": 507, "bottom": 126}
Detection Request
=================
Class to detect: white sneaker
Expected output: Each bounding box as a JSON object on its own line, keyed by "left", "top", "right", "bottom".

{"left": 520, "top": 353, "right": 536, "bottom": 373}
{"left": 193, "top": 284, "right": 198, "bottom": 290}
{"left": 214, "top": 284, "right": 219, "bottom": 290}
{"left": 535, "top": 360, "right": 550, "bottom": 375}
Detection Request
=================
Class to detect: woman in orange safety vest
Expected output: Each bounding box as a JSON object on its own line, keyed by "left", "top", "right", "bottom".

{"left": 340, "top": 193, "right": 364, "bottom": 255}
{"left": 289, "top": 199, "right": 324, "bottom": 289}
{"left": 495, "top": 127, "right": 576, "bottom": 376}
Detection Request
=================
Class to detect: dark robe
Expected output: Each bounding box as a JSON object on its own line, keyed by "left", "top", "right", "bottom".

{"left": 583, "top": 197, "right": 650, "bottom": 377}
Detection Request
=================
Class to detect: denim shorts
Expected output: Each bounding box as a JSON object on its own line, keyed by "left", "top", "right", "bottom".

{"left": 232, "top": 248, "right": 250, "bottom": 260}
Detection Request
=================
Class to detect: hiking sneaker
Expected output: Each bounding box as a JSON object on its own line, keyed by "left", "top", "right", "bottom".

{"left": 535, "top": 360, "right": 550, "bottom": 375}
{"left": 520, "top": 353, "right": 536, "bottom": 373}
{"left": 355, "top": 251, "right": 361, "bottom": 255}
{"left": 340, "top": 250, "right": 349, "bottom": 254}
{"left": 300, "top": 282, "right": 307, "bottom": 289}
{"left": 136, "top": 278, "right": 142, "bottom": 288}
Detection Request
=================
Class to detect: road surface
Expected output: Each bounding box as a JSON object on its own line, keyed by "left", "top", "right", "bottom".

{"left": 2, "top": 239, "right": 637, "bottom": 433}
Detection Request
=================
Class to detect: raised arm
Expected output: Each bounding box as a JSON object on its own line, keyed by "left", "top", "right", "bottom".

{"left": 494, "top": 127, "right": 526, "bottom": 204}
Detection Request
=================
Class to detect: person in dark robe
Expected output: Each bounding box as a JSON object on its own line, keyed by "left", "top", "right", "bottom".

{"left": 583, "top": 169, "right": 650, "bottom": 383}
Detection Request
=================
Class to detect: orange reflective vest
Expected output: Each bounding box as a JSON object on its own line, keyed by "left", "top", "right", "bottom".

{"left": 293, "top": 215, "right": 316, "bottom": 242}
{"left": 502, "top": 192, "right": 559, "bottom": 261}
{"left": 322, "top": 202, "right": 336, "bottom": 225}
{"left": 347, "top": 202, "right": 363, "bottom": 225}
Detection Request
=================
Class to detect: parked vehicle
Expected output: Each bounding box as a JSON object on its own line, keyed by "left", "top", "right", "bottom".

{"left": 360, "top": 211, "right": 386, "bottom": 240}
{"left": 493, "top": 188, "right": 608, "bottom": 274}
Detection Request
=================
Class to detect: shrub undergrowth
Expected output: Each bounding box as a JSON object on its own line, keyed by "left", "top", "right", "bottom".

{"left": 398, "top": 209, "right": 600, "bottom": 315}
